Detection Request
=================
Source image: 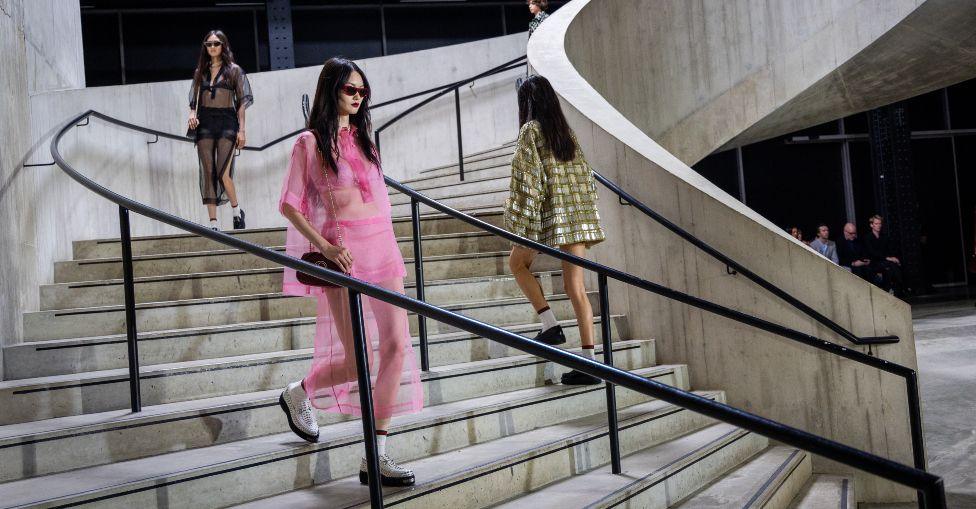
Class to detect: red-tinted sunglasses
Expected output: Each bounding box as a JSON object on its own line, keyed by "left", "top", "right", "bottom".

{"left": 340, "top": 84, "right": 369, "bottom": 99}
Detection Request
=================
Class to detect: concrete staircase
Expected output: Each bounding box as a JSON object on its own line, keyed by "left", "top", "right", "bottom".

{"left": 0, "top": 144, "right": 851, "bottom": 508}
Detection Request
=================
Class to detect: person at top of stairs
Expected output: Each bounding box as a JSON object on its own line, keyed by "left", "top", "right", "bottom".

{"left": 276, "top": 57, "right": 422, "bottom": 487}
{"left": 504, "top": 75, "right": 607, "bottom": 386}
{"left": 186, "top": 29, "right": 252, "bottom": 231}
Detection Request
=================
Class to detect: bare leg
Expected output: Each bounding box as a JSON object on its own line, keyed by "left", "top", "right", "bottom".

{"left": 561, "top": 243, "right": 594, "bottom": 348}
{"left": 214, "top": 138, "right": 238, "bottom": 207}
{"left": 304, "top": 289, "right": 365, "bottom": 390}
{"left": 220, "top": 156, "right": 239, "bottom": 207}
{"left": 509, "top": 245, "right": 549, "bottom": 312}
{"left": 197, "top": 138, "right": 219, "bottom": 220}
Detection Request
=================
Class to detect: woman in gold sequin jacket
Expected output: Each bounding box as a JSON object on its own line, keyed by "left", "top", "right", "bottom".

{"left": 504, "top": 75, "right": 606, "bottom": 386}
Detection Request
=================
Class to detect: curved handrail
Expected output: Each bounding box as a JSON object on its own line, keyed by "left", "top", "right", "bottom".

{"left": 66, "top": 106, "right": 929, "bottom": 473}
{"left": 592, "top": 170, "right": 898, "bottom": 345}
{"left": 371, "top": 54, "right": 897, "bottom": 348}
{"left": 51, "top": 108, "right": 945, "bottom": 509}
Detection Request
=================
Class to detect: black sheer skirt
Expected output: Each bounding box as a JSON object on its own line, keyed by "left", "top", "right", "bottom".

{"left": 195, "top": 107, "right": 239, "bottom": 206}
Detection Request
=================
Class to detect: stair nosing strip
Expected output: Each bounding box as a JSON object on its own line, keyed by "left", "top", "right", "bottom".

{"left": 26, "top": 312, "right": 615, "bottom": 352}
{"left": 80, "top": 210, "right": 504, "bottom": 246}
{"left": 742, "top": 449, "right": 804, "bottom": 509}
{"left": 8, "top": 341, "right": 644, "bottom": 394}
{"left": 588, "top": 428, "right": 751, "bottom": 509}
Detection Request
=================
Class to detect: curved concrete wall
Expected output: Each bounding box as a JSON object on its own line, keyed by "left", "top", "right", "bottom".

{"left": 1, "top": 33, "right": 526, "bottom": 346}
{"left": 529, "top": 0, "right": 975, "bottom": 502}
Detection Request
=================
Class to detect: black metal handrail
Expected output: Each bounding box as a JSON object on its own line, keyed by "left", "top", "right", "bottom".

{"left": 50, "top": 109, "right": 944, "bottom": 509}
{"left": 372, "top": 55, "right": 527, "bottom": 180}
{"left": 362, "top": 53, "right": 927, "bottom": 474}
{"left": 368, "top": 53, "right": 899, "bottom": 350}
{"left": 591, "top": 171, "right": 899, "bottom": 345}
{"left": 69, "top": 99, "right": 930, "bottom": 476}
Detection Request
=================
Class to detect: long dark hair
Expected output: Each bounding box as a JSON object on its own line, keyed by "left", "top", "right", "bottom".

{"left": 193, "top": 30, "right": 236, "bottom": 85}
{"left": 517, "top": 75, "right": 576, "bottom": 162}
{"left": 306, "top": 57, "right": 379, "bottom": 174}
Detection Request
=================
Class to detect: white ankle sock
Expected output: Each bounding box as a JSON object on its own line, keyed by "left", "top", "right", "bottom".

{"left": 375, "top": 433, "right": 388, "bottom": 457}
{"left": 232, "top": 205, "right": 240, "bottom": 218}
{"left": 539, "top": 308, "right": 558, "bottom": 331}
{"left": 580, "top": 347, "right": 595, "bottom": 361}
{"left": 210, "top": 219, "right": 218, "bottom": 228}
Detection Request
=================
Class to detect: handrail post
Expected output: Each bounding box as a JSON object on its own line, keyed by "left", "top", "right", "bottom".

{"left": 411, "top": 198, "right": 430, "bottom": 371}
{"left": 920, "top": 478, "right": 947, "bottom": 509}
{"left": 118, "top": 206, "right": 142, "bottom": 413}
{"left": 905, "top": 372, "right": 926, "bottom": 471}
{"left": 599, "top": 274, "right": 621, "bottom": 474}
{"left": 349, "top": 289, "right": 384, "bottom": 509}
{"left": 454, "top": 87, "right": 464, "bottom": 181}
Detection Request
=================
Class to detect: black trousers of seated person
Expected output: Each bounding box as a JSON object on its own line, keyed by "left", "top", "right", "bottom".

{"left": 870, "top": 259, "right": 904, "bottom": 294}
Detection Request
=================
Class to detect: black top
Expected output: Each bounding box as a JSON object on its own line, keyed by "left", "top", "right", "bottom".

{"left": 189, "top": 62, "right": 254, "bottom": 111}
{"left": 863, "top": 231, "right": 896, "bottom": 263}
{"left": 837, "top": 237, "right": 868, "bottom": 267}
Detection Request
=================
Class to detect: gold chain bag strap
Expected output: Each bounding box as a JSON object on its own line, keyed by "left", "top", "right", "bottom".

{"left": 297, "top": 133, "right": 346, "bottom": 288}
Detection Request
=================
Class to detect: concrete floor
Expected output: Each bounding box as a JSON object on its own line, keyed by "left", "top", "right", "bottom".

{"left": 911, "top": 301, "right": 976, "bottom": 508}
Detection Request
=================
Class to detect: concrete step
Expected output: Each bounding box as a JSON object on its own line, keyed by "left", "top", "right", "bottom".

{"left": 413, "top": 142, "right": 516, "bottom": 177}
{"left": 0, "top": 386, "right": 719, "bottom": 509}
{"left": 0, "top": 338, "right": 655, "bottom": 425}
{"left": 0, "top": 364, "right": 680, "bottom": 484}
{"left": 5, "top": 311, "right": 628, "bottom": 379}
{"left": 71, "top": 211, "right": 504, "bottom": 260}
{"left": 390, "top": 177, "right": 509, "bottom": 207}
{"left": 674, "top": 446, "right": 811, "bottom": 508}
{"left": 491, "top": 425, "right": 769, "bottom": 509}
{"left": 787, "top": 475, "right": 855, "bottom": 509}
{"left": 41, "top": 248, "right": 545, "bottom": 312}
{"left": 393, "top": 172, "right": 510, "bottom": 202}
{"left": 390, "top": 191, "right": 508, "bottom": 218}
{"left": 57, "top": 232, "right": 524, "bottom": 283}
{"left": 23, "top": 283, "right": 588, "bottom": 342}
{"left": 238, "top": 418, "right": 757, "bottom": 509}
{"left": 401, "top": 159, "right": 510, "bottom": 189}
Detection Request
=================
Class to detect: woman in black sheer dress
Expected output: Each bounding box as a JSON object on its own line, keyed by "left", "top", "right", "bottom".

{"left": 187, "top": 30, "right": 253, "bottom": 230}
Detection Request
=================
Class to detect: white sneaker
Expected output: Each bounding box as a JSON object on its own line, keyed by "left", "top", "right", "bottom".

{"left": 359, "top": 454, "right": 415, "bottom": 487}
{"left": 278, "top": 380, "right": 319, "bottom": 443}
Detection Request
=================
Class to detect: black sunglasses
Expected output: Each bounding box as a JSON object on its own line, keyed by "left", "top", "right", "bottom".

{"left": 204, "top": 41, "right": 222, "bottom": 48}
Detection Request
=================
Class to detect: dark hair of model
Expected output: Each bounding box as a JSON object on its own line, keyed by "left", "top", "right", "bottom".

{"left": 306, "top": 57, "right": 380, "bottom": 174}
{"left": 517, "top": 75, "right": 577, "bottom": 162}
{"left": 193, "top": 30, "right": 236, "bottom": 85}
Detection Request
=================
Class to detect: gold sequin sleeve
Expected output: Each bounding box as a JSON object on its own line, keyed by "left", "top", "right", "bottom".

{"left": 504, "top": 123, "right": 547, "bottom": 243}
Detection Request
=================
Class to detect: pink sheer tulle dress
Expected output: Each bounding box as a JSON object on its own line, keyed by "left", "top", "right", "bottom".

{"left": 279, "top": 128, "right": 423, "bottom": 419}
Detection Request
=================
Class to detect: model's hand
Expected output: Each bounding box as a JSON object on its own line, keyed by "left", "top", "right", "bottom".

{"left": 236, "top": 131, "right": 246, "bottom": 149}
{"left": 887, "top": 256, "right": 900, "bottom": 265}
{"left": 188, "top": 114, "right": 199, "bottom": 130}
{"left": 321, "top": 243, "right": 353, "bottom": 273}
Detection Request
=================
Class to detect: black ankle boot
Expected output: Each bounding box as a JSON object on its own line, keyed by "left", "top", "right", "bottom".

{"left": 233, "top": 209, "right": 246, "bottom": 230}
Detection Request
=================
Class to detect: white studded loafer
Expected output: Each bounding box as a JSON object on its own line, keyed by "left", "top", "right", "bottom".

{"left": 359, "top": 454, "right": 416, "bottom": 487}
{"left": 278, "top": 380, "right": 320, "bottom": 443}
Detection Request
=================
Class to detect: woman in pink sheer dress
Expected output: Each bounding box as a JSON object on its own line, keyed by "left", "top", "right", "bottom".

{"left": 277, "top": 57, "right": 422, "bottom": 487}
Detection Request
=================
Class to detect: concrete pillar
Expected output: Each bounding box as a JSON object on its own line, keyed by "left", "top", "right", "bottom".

{"left": 0, "top": 0, "right": 32, "bottom": 379}
{"left": 0, "top": 0, "right": 84, "bottom": 379}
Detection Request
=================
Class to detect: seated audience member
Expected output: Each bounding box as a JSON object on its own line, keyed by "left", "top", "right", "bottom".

{"left": 788, "top": 226, "right": 806, "bottom": 244}
{"left": 863, "top": 215, "right": 905, "bottom": 295}
{"left": 837, "top": 223, "right": 877, "bottom": 283}
{"left": 809, "top": 223, "right": 839, "bottom": 264}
